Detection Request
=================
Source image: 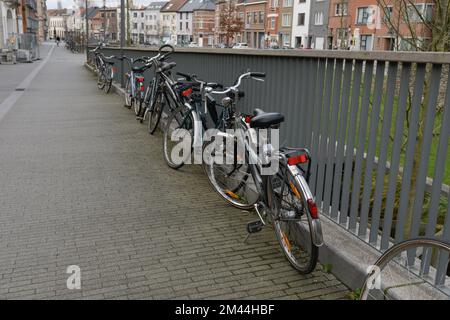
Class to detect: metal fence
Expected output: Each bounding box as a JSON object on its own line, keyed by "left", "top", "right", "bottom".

{"left": 17, "top": 32, "right": 39, "bottom": 60}
{"left": 89, "top": 47, "right": 450, "bottom": 287}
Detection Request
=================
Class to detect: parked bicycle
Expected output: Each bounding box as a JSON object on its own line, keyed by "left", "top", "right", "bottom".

{"left": 90, "top": 44, "right": 116, "bottom": 94}
{"left": 200, "top": 72, "right": 323, "bottom": 274}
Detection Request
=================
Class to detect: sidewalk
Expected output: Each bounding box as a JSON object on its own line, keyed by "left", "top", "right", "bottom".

{"left": 0, "top": 44, "right": 349, "bottom": 299}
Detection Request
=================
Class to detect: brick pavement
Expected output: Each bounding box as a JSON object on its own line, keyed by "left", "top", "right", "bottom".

{"left": 0, "top": 44, "right": 349, "bottom": 300}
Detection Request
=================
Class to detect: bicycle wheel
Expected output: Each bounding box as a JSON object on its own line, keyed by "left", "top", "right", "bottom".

{"left": 97, "top": 70, "right": 106, "bottom": 90}
{"left": 124, "top": 77, "right": 133, "bottom": 108}
{"left": 104, "top": 69, "right": 113, "bottom": 94}
{"left": 148, "top": 92, "right": 164, "bottom": 135}
{"left": 202, "top": 134, "right": 258, "bottom": 210}
{"left": 266, "top": 165, "right": 318, "bottom": 274}
{"left": 163, "top": 105, "right": 194, "bottom": 169}
{"left": 360, "top": 238, "right": 450, "bottom": 300}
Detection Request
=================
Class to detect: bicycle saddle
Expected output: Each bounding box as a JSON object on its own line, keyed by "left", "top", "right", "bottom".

{"left": 159, "top": 61, "right": 177, "bottom": 72}
{"left": 250, "top": 108, "right": 284, "bottom": 129}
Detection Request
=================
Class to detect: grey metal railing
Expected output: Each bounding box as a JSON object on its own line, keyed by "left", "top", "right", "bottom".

{"left": 88, "top": 47, "right": 450, "bottom": 288}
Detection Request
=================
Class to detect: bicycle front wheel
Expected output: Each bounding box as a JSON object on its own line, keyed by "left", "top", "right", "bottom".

{"left": 97, "top": 70, "right": 106, "bottom": 90}
{"left": 148, "top": 92, "right": 163, "bottom": 135}
{"left": 202, "top": 135, "right": 258, "bottom": 210}
{"left": 360, "top": 238, "right": 450, "bottom": 300}
{"left": 266, "top": 166, "right": 318, "bottom": 274}
{"left": 124, "top": 77, "right": 132, "bottom": 108}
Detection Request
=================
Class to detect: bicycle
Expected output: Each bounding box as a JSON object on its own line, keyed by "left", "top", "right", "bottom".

{"left": 360, "top": 237, "right": 450, "bottom": 300}
{"left": 90, "top": 45, "right": 116, "bottom": 94}
{"left": 162, "top": 71, "right": 227, "bottom": 170}
{"left": 119, "top": 55, "right": 153, "bottom": 116}
{"left": 201, "top": 72, "right": 323, "bottom": 273}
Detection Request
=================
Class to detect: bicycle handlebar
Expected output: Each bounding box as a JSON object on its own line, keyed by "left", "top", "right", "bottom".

{"left": 210, "top": 72, "right": 265, "bottom": 95}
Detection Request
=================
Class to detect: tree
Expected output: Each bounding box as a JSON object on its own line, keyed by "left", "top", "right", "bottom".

{"left": 377, "top": 0, "right": 450, "bottom": 52}
{"left": 374, "top": 0, "right": 449, "bottom": 241}
{"left": 218, "top": 0, "right": 244, "bottom": 47}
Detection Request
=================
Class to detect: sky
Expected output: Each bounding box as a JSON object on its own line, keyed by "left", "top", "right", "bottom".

{"left": 46, "top": 0, "right": 156, "bottom": 9}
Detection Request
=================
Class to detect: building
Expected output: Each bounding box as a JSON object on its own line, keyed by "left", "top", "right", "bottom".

{"left": 278, "top": 0, "right": 293, "bottom": 48}
{"left": 178, "top": 0, "right": 215, "bottom": 46}
{"left": 130, "top": 8, "right": 146, "bottom": 44}
{"left": 144, "top": 1, "right": 167, "bottom": 45}
{"left": 18, "top": 0, "right": 39, "bottom": 35}
{"left": 191, "top": 0, "right": 215, "bottom": 46}
{"left": 36, "top": 0, "right": 47, "bottom": 41}
{"left": 265, "top": 0, "right": 280, "bottom": 48}
{"left": 160, "top": 0, "right": 188, "bottom": 44}
{"left": 308, "top": 0, "right": 329, "bottom": 49}
{"left": 47, "top": 8, "right": 69, "bottom": 39}
{"left": 0, "top": 0, "right": 19, "bottom": 49}
{"left": 328, "top": 0, "right": 434, "bottom": 51}
{"left": 89, "top": 7, "right": 118, "bottom": 42}
{"left": 213, "top": 0, "right": 244, "bottom": 46}
{"left": 238, "top": 0, "right": 267, "bottom": 48}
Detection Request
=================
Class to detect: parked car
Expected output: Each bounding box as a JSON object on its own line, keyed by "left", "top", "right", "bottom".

{"left": 232, "top": 43, "right": 249, "bottom": 49}
{"left": 188, "top": 42, "right": 198, "bottom": 48}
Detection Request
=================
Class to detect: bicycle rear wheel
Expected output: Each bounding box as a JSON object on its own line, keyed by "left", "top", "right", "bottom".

{"left": 360, "top": 238, "right": 450, "bottom": 300}
{"left": 266, "top": 165, "right": 318, "bottom": 274}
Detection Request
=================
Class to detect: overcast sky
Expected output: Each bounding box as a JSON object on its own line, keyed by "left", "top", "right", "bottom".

{"left": 46, "top": 0, "right": 156, "bottom": 9}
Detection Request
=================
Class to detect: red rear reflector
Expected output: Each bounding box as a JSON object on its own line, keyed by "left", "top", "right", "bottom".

{"left": 139, "top": 83, "right": 145, "bottom": 91}
{"left": 287, "top": 154, "right": 308, "bottom": 166}
{"left": 136, "top": 76, "right": 144, "bottom": 82}
{"left": 182, "top": 88, "right": 193, "bottom": 97}
{"left": 245, "top": 116, "right": 252, "bottom": 123}
{"left": 307, "top": 199, "right": 319, "bottom": 219}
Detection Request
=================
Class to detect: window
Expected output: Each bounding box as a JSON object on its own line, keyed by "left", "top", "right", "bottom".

{"left": 186, "top": 22, "right": 188, "bottom": 29}
{"left": 141, "top": 12, "right": 144, "bottom": 18}
{"left": 297, "top": 13, "right": 305, "bottom": 25}
{"left": 335, "top": 3, "right": 348, "bottom": 16}
{"left": 299, "top": 0, "right": 306, "bottom": 2}
{"left": 282, "top": 13, "right": 292, "bottom": 27}
{"left": 180, "top": 22, "right": 182, "bottom": 30}
{"left": 284, "top": 0, "right": 293, "bottom": 7}
{"left": 259, "top": 11, "right": 264, "bottom": 23}
{"left": 246, "top": 12, "right": 251, "bottom": 24}
{"left": 133, "top": 12, "right": 137, "bottom": 18}
{"left": 141, "top": 22, "right": 144, "bottom": 29}
{"left": 180, "top": 12, "right": 183, "bottom": 19}
{"left": 282, "top": 34, "right": 290, "bottom": 46}
{"left": 270, "top": 17, "right": 276, "bottom": 29}
{"left": 360, "top": 34, "right": 372, "bottom": 50}
{"left": 383, "top": 6, "right": 393, "bottom": 22}
{"left": 272, "top": 0, "right": 278, "bottom": 7}
{"left": 314, "top": 12, "right": 323, "bottom": 25}
{"left": 356, "top": 7, "right": 371, "bottom": 24}
{"left": 253, "top": 12, "right": 257, "bottom": 23}
{"left": 406, "top": 3, "right": 434, "bottom": 22}
{"left": 133, "top": 23, "right": 137, "bottom": 29}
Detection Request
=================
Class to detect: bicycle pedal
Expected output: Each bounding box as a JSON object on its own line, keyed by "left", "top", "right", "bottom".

{"left": 246, "top": 220, "right": 264, "bottom": 234}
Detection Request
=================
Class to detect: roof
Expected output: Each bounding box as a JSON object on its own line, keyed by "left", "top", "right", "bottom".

{"left": 179, "top": 0, "right": 215, "bottom": 12}
{"left": 146, "top": 1, "right": 169, "bottom": 10}
{"left": 47, "top": 9, "right": 68, "bottom": 16}
{"left": 160, "top": 0, "right": 188, "bottom": 12}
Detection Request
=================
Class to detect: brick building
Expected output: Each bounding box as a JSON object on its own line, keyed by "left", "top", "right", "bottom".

{"left": 328, "top": 0, "right": 434, "bottom": 51}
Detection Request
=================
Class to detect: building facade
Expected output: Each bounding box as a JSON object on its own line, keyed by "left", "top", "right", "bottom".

{"left": 238, "top": 0, "right": 267, "bottom": 48}
{"left": 160, "top": 0, "right": 188, "bottom": 44}
{"left": 0, "top": 0, "right": 19, "bottom": 49}
{"left": 308, "top": 0, "right": 329, "bottom": 49}
{"left": 192, "top": 0, "right": 215, "bottom": 46}
{"left": 144, "top": 1, "right": 167, "bottom": 45}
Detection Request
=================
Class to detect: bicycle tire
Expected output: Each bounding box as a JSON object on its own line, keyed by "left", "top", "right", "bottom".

{"left": 124, "top": 77, "right": 132, "bottom": 108}
{"left": 163, "top": 105, "right": 194, "bottom": 169}
{"left": 148, "top": 92, "right": 163, "bottom": 135}
{"left": 265, "top": 164, "right": 318, "bottom": 274}
{"left": 360, "top": 238, "right": 450, "bottom": 300}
